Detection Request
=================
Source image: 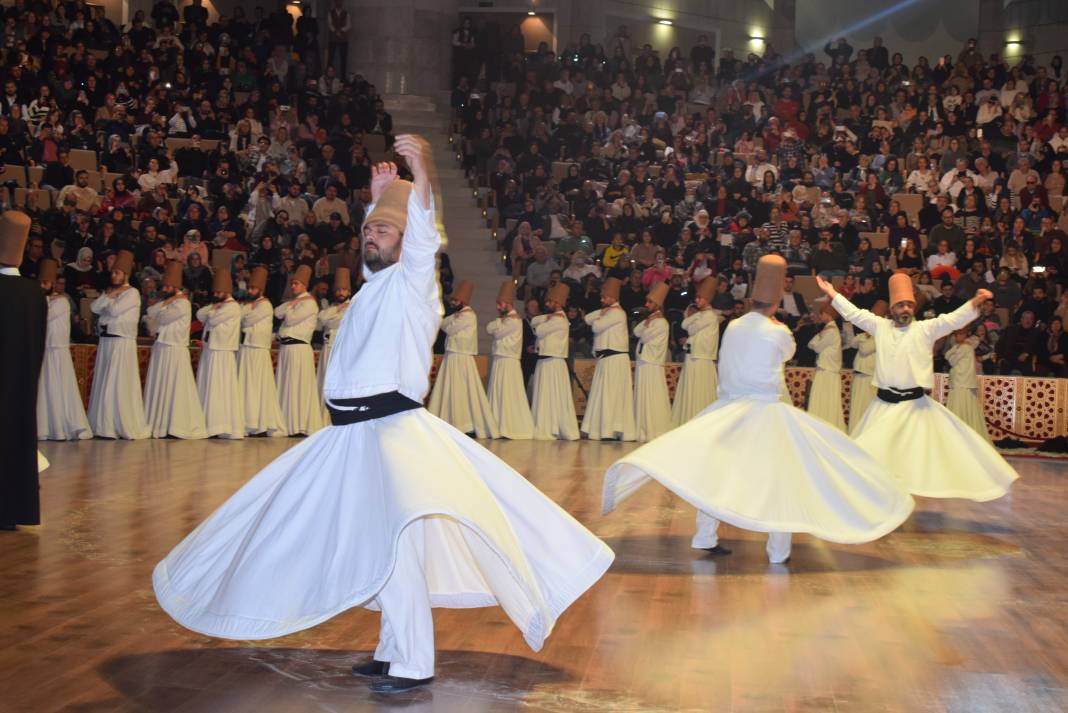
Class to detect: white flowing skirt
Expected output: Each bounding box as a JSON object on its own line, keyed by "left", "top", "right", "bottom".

{"left": 671, "top": 357, "right": 718, "bottom": 427}
{"left": 487, "top": 357, "right": 534, "bottom": 440}
{"left": 529, "top": 358, "right": 579, "bottom": 441}
{"left": 153, "top": 409, "right": 614, "bottom": 649}
{"left": 87, "top": 337, "right": 150, "bottom": 440}
{"left": 946, "top": 386, "right": 991, "bottom": 440}
{"left": 38, "top": 451, "right": 49, "bottom": 472}
{"left": 37, "top": 347, "right": 92, "bottom": 440}
{"left": 277, "top": 344, "right": 324, "bottom": 436}
{"left": 428, "top": 353, "right": 499, "bottom": 439}
{"left": 581, "top": 354, "right": 636, "bottom": 441}
{"left": 145, "top": 343, "right": 207, "bottom": 439}
{"left": 853, "top": 395, "right": 1016, "bottom": 501}
{"left": 634, "top": 362, "right": 672, "bottom": 442}
{"left": 603, "top": 397, "right": 914, "bottom": 543}
{"left": 238, "top": 346, "right": 286, "bottom": 437}
{"left": 807, "top": 369, "right": 846, "bottom": 431}
{"left": 848, "top": 372, "right": 875, "bottom": 436}
{"left": 197, "top": 349, "right": 244, "bottom": 439}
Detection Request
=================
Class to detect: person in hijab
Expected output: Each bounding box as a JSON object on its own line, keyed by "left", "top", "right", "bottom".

{"left": 64, "top": 246, "right": 97, "bottom": 297}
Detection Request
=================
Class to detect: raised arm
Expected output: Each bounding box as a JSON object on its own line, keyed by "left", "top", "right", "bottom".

{"left": 817, "top": 274, "right": 883, "bottom": 334}
{"left": 922, "top": 293, "right": 984, "bottom": 341}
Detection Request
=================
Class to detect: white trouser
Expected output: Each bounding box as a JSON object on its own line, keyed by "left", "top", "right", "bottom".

{"left": 373, "top": 519, "right": 435, "bottom": 679}
{"left": 691, "top": 511, "right": 792, "bottom": 564}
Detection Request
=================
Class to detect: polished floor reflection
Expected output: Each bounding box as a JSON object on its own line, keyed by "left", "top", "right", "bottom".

{"left": 1, "top": 438, "right": 1065, "bottom": 712}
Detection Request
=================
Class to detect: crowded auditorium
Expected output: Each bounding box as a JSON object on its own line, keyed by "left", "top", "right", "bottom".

{"left": 3, "top": 0, "right": 1068, "bottom": 710}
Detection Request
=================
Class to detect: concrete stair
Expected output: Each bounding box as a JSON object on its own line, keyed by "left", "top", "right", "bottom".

{"left": 383, "top": 94, "right": 505, "bottom": 353}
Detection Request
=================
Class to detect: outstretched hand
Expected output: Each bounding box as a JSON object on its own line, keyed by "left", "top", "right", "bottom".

{"left": 393, "top": 134, "right": 432, "bottom": 209}
{"left": 815, "top": 274, "right": 838, "bottom": 299}
{"left": 370, "top": 161, "right": 398, "bottom": 203}
{"left": 971, "top": 288, "right": 993, "bottom": 307}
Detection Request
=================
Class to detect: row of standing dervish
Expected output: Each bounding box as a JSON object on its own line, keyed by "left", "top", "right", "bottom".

{"left": 138, "top": 139, "right": 1016, "bottom": 694}
{"left": 429, "top": 273, "right": 997, "bottom": 446}
{"left": 35, "top": 255, "right": 356, "bottom": 442}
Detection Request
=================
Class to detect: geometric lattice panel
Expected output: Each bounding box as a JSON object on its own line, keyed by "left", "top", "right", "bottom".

{"left": 981, "top": 376, "right": 1018, "bottom": 441}
{"left": 1018, "top": 377, "right": 1059, "bottom": 441}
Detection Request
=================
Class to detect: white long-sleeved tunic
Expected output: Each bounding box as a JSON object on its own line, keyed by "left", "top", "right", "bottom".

{"left": 585, "top": 305, "right": 629, "bottom": 353}
{"left": 442, "top": 307, "right": 479, "bottom": 356}
{"left": 809, "top": 322, "right": 842, "bottom": 373}
{"left": 718, "top": 312, "right": 796, "bottom": 401}
{"left": 317, "top": 301, "right": 349, "bottom": 344}
{"left": 149, "top": 297, "right": 192, "bottom": 347}
{"left": 832, "top": 295, "right": 978, "bottom": 390}
{"left": 198, "top": 299, "right": 241, "bottom": 351}
{"left": 682, "top": 308, "right": 721, "bottom": 360}
{"left": 324, "top": 191, "right": 442, "bottom": 403}
{"left": 241, "top": 298, "right": 274, "bottom": 348}
{"left": 531, "top": 311, "right": 569, "bottom": 359}
{"left": 946, "top": 340, "right": 980, "bottom": 389}
{"left": 634, "top": 315, "right": 668, "bottom": 365}
{"left": 275, "top": 295, "right": 318, "bottom": 343}
{"left": 46, "top": 295, "right": 72, "bottom": 348}
{"left": 91, "top": 287, "right": 141, "bottom": 338}
{"left": 486, "top": 311, "right": 523, "bottom": 359}
{"left": 850, "top": 330, "right": 876, "bottom": 376}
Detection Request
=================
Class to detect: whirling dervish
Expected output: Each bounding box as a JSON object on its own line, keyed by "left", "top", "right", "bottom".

{"left": 603, "top": 256, "right": 914, "bottom": 564}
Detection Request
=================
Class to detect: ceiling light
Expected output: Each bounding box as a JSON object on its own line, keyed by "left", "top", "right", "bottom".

{"left": 657, "top": 19, "right": 673, "bottom": 26}
{"left": 527, "top": 10, "right": 536, "bottom": 16}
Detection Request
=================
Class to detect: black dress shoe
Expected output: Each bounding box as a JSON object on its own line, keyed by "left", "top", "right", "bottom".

{"left": 351, "top": 659, "right": 390, "bottom": 677}
{"left": 703, "top": 544, "right": 733, "bottom": 556}
{"left": 370, "top": 675, "right": 434, "bottom": 693}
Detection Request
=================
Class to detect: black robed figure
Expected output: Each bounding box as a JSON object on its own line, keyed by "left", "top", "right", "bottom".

{"left": 0, "top": 211, "right": 46, "bottom": 529}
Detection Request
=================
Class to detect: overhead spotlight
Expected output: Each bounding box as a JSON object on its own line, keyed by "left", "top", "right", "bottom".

{"left": 657, "top": 19, "right": 673, "bottom": 26}
{"left": 749, "top": 34, "right": 765, "bottom": 42}
{"left": 1005, "top": 40, "right": 1022, "bottom": 46}
{"left": 527, "top": 10, "right": 536, "bottom": 16}
{"left": 473, "top": 189, "right": 479, "bottom": 198}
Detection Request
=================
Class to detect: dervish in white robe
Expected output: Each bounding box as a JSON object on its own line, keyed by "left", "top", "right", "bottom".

{"left": 144, "top": 292, "right": 207, "bottom": 439}
{"left": 633, "top": 309, "right": 673, "bottom": 442}
{"left": 806, "top": 316, "right": 846, "bottom": 431}
{"left": 197, "top": 296, "right": 244, "bottom": 439}
{"left": 945, "top": 336, "right": 991, "bottom": 440}
{"left": 316, "top": 298, "right": 349, "bottom": 425}
{"left": 88, "top": 284, "right": 150, "bottom": 439}
{"left": 275, "top": 288, "right": 324, "bottom": 436}
{"left": 238, "top": 291, "right": 286, "bottom": 437}
{"left": 581, "top": 289, "right": 636, "bottom": 440}
{"left": 671, "top": 305, "right": 721, "bottom": 427}
{"left": 428, "top": 303, "right": 499, "bottom": 438}
{"left": 847, "top": 324, "right": 877, "bottom": 435}
{"left": 37, "top": 292, "right": 92, "bottom": 440}
{"left": 828, "top": 276, "right": 1017, "bottom": 501}
{"left": 529, "top": 289, "right": 580, "bottom": 441}
{"left": 485, "top": 303, "right": 534, "bottom": 439}
{"left": 153, "top": 149, "right": 612, "bottom": 693}
{"left": 603, "top": 256, "right": 913, "bottom": 564}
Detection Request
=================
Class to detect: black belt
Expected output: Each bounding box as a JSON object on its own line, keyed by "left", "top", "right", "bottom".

{"left": 326, "top": 391, "right": 423, "bottom": 425}
{"left": 876, "top": 386, "right": 925, "bottom": 403}
{"left": 280, "top": 337, "right": 308, "bottom": 345}
{"left": 100, "top": 328, "right": 119, "bottom": 338}
{"left": 595, "top": 349, "right": 626, "bottom": 358}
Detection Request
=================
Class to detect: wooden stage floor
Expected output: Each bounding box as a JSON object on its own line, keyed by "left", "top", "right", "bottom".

{"left": 3, "top": 438, "right": 1068, "bottom": 713}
